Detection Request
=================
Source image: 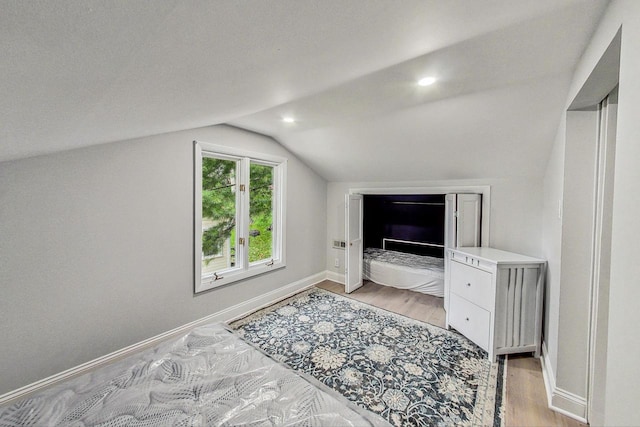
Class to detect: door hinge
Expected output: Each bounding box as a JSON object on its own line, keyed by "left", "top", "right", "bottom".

{"left": 454, "top": 210, "right": 459, "bottom": 218}
{"left": 239, "top": 237, "right": 246, "bottom": 245}
{"left": 239, "top": 184, "right": 246, "bottom": 192}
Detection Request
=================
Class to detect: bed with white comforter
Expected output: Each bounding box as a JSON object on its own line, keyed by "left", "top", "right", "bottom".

{"left": 363, "top": 247, "right": 445, "bottom": 297}
{"left": 0, "top": 323, "right": 388, "bottom": 426}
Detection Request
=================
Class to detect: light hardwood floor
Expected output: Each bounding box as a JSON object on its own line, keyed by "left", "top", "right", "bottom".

{"left": 316, "top": 280, "right": 587, "bottom": 427}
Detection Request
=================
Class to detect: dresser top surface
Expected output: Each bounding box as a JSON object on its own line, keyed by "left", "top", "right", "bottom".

{"left": 452, "top": 247, "right": 546, "bottom": 265}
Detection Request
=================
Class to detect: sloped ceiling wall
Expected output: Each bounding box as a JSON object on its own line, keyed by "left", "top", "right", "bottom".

{"left": 1, "top": 1, "right": 607, "bottom": 181}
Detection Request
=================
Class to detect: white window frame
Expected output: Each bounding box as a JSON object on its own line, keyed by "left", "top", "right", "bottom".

{"left": 194, "top": 141, "right": 287, "bottom": 293}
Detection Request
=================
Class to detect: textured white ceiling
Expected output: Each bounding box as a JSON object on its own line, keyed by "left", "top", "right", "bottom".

{"left": 1, "top": 0, "right": 607, "bottom": 181}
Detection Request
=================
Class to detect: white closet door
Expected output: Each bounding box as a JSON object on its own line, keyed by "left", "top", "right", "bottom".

{"left": 444, "top": 193, "right": 481, "bottom": 315}
{"left": 444, "top": 194, "right": 482, "bottom": 249}
{"left": 456, "top": 194, "right": 482, "bottom": 247}
{"left": 345, "top": 194, "right": 363, "bottom": 293}
{"left": 444, "top": 194, "right": 457, "bottom": 249}
{"left": 444, "top": 194, "right": 457, "bottom": 314}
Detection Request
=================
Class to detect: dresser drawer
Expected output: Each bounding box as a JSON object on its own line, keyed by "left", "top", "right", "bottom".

{"left": 450, "top": 260, "right": 493, "bottom": 310}
{"left": 448, "top": 293, "right": 490, "bottom": 351}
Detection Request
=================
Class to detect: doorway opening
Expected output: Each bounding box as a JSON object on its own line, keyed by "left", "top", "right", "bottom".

{"left": 345, "top": 187, "right": 488, "bottom": 299}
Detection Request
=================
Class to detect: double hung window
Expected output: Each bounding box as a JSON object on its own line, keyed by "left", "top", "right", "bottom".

{"left": 194, "top": 141, "right": 286, "bottom": 292}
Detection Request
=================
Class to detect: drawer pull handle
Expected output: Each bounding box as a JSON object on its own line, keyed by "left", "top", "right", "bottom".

{"left": 466, "top": 283, "right": 471, "bottom": 287}
{"left": 465, "top": 317, "right": 470, "bottom": 322}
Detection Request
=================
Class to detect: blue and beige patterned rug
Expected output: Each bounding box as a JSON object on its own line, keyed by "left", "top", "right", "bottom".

{"left": 231, "top": 288, "right": 505, "bottom": 427}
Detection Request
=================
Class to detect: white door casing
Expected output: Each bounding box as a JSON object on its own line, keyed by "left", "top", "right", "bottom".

{"left": 345, "top": 194, "right": 363, "bottom": 293}
{"left": 587, "top": 89, "right": 617, "bottom": 425}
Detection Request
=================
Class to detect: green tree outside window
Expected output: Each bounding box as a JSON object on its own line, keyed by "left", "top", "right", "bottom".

{"left": 202, "top": 157, "right": 274, "bottom": 264}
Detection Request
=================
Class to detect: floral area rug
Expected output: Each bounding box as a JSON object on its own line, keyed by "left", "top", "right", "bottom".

{"left": 231, "top": 288, "right": 505, "bottom": 427}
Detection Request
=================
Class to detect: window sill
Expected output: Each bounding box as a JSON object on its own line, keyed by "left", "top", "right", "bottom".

{"left": 195, "top": 261, "right": 286, "bottom": 293}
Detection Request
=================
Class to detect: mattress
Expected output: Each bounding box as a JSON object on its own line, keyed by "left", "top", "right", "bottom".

{"left": 363, "top": 247, "right": 445, "bottom": 297}
{"left": 0, "top": 323, "right": 389, "bottom": 427}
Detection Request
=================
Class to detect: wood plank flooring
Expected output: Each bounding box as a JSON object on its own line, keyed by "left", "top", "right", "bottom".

{"left": 316, "top": 280, "right": 587, "bottom": 427}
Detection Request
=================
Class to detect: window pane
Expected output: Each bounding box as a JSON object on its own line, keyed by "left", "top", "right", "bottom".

{"left": 249, "top": 162, "right": 274, "bottom": 263}
{"left": 201, "top": 157, "right": 237, "bottom": 276}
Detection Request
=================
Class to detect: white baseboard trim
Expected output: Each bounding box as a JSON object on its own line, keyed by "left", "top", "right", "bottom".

{"left": 325, "top": 270, "right": 345, "bottom": 285}
{"left": 0, "top": 271, "right": 326, "bottom": 407}
{"left": 540, "top": 341, "right": 588, "bottom": 423}
{"left": 224, "top": 271, "right": 325, "bottom": 323}
{"left": 540, "top": 341, "right": 555, "bottom": 407}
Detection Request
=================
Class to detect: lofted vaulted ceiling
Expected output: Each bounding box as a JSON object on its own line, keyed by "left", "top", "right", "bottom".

{"left": 1, "top": 0, "right": 607, "bottom": 181}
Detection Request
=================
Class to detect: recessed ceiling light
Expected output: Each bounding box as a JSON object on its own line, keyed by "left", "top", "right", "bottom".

{"left": 417, "top": 77, "right": 436, "bottom": 86}
{"left": 282, "top": 116, "right": 295, "bottom": 123}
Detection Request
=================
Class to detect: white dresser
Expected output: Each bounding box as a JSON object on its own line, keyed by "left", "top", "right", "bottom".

{"left": 445, "top": 247, "right": 546, "bottom": 362}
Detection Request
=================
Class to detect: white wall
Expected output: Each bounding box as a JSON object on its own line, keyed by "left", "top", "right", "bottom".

{"left": 541, "top": 117, "right": 565, "bottom": 380}
{"left": 541, "top": 30, "right": 618, "bottom": 426}
{"left": 0, "top": 125, "right": 327, "bottom": 396}
{"left": 326, "top": 178, "right": 543, "bottom": 277}
{"left": 601, "top": 3, "right": 640, "bottom": 424}
{"left": 541, "top": 1, "right": 640, "bottom": 424}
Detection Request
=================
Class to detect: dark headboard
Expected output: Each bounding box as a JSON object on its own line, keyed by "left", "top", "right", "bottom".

{"left": 363, "top": 194, "right": 445, "bottom": 258}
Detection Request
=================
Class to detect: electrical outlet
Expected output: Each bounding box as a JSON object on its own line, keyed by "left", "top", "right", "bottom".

{"left": 334, "top": 258, "right": 340, "bottom": 268}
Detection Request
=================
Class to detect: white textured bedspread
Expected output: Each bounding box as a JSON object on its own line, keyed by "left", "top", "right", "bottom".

{"left": 363, "top": 248, "right": 445, "bottom": 297}
{"left": 0, "top": 323, "right": 388, "bottom": 426}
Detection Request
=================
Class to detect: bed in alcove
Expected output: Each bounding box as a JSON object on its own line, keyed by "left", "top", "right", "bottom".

{"left": 362, "top": 194, "right": 446, "bottom": 297}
